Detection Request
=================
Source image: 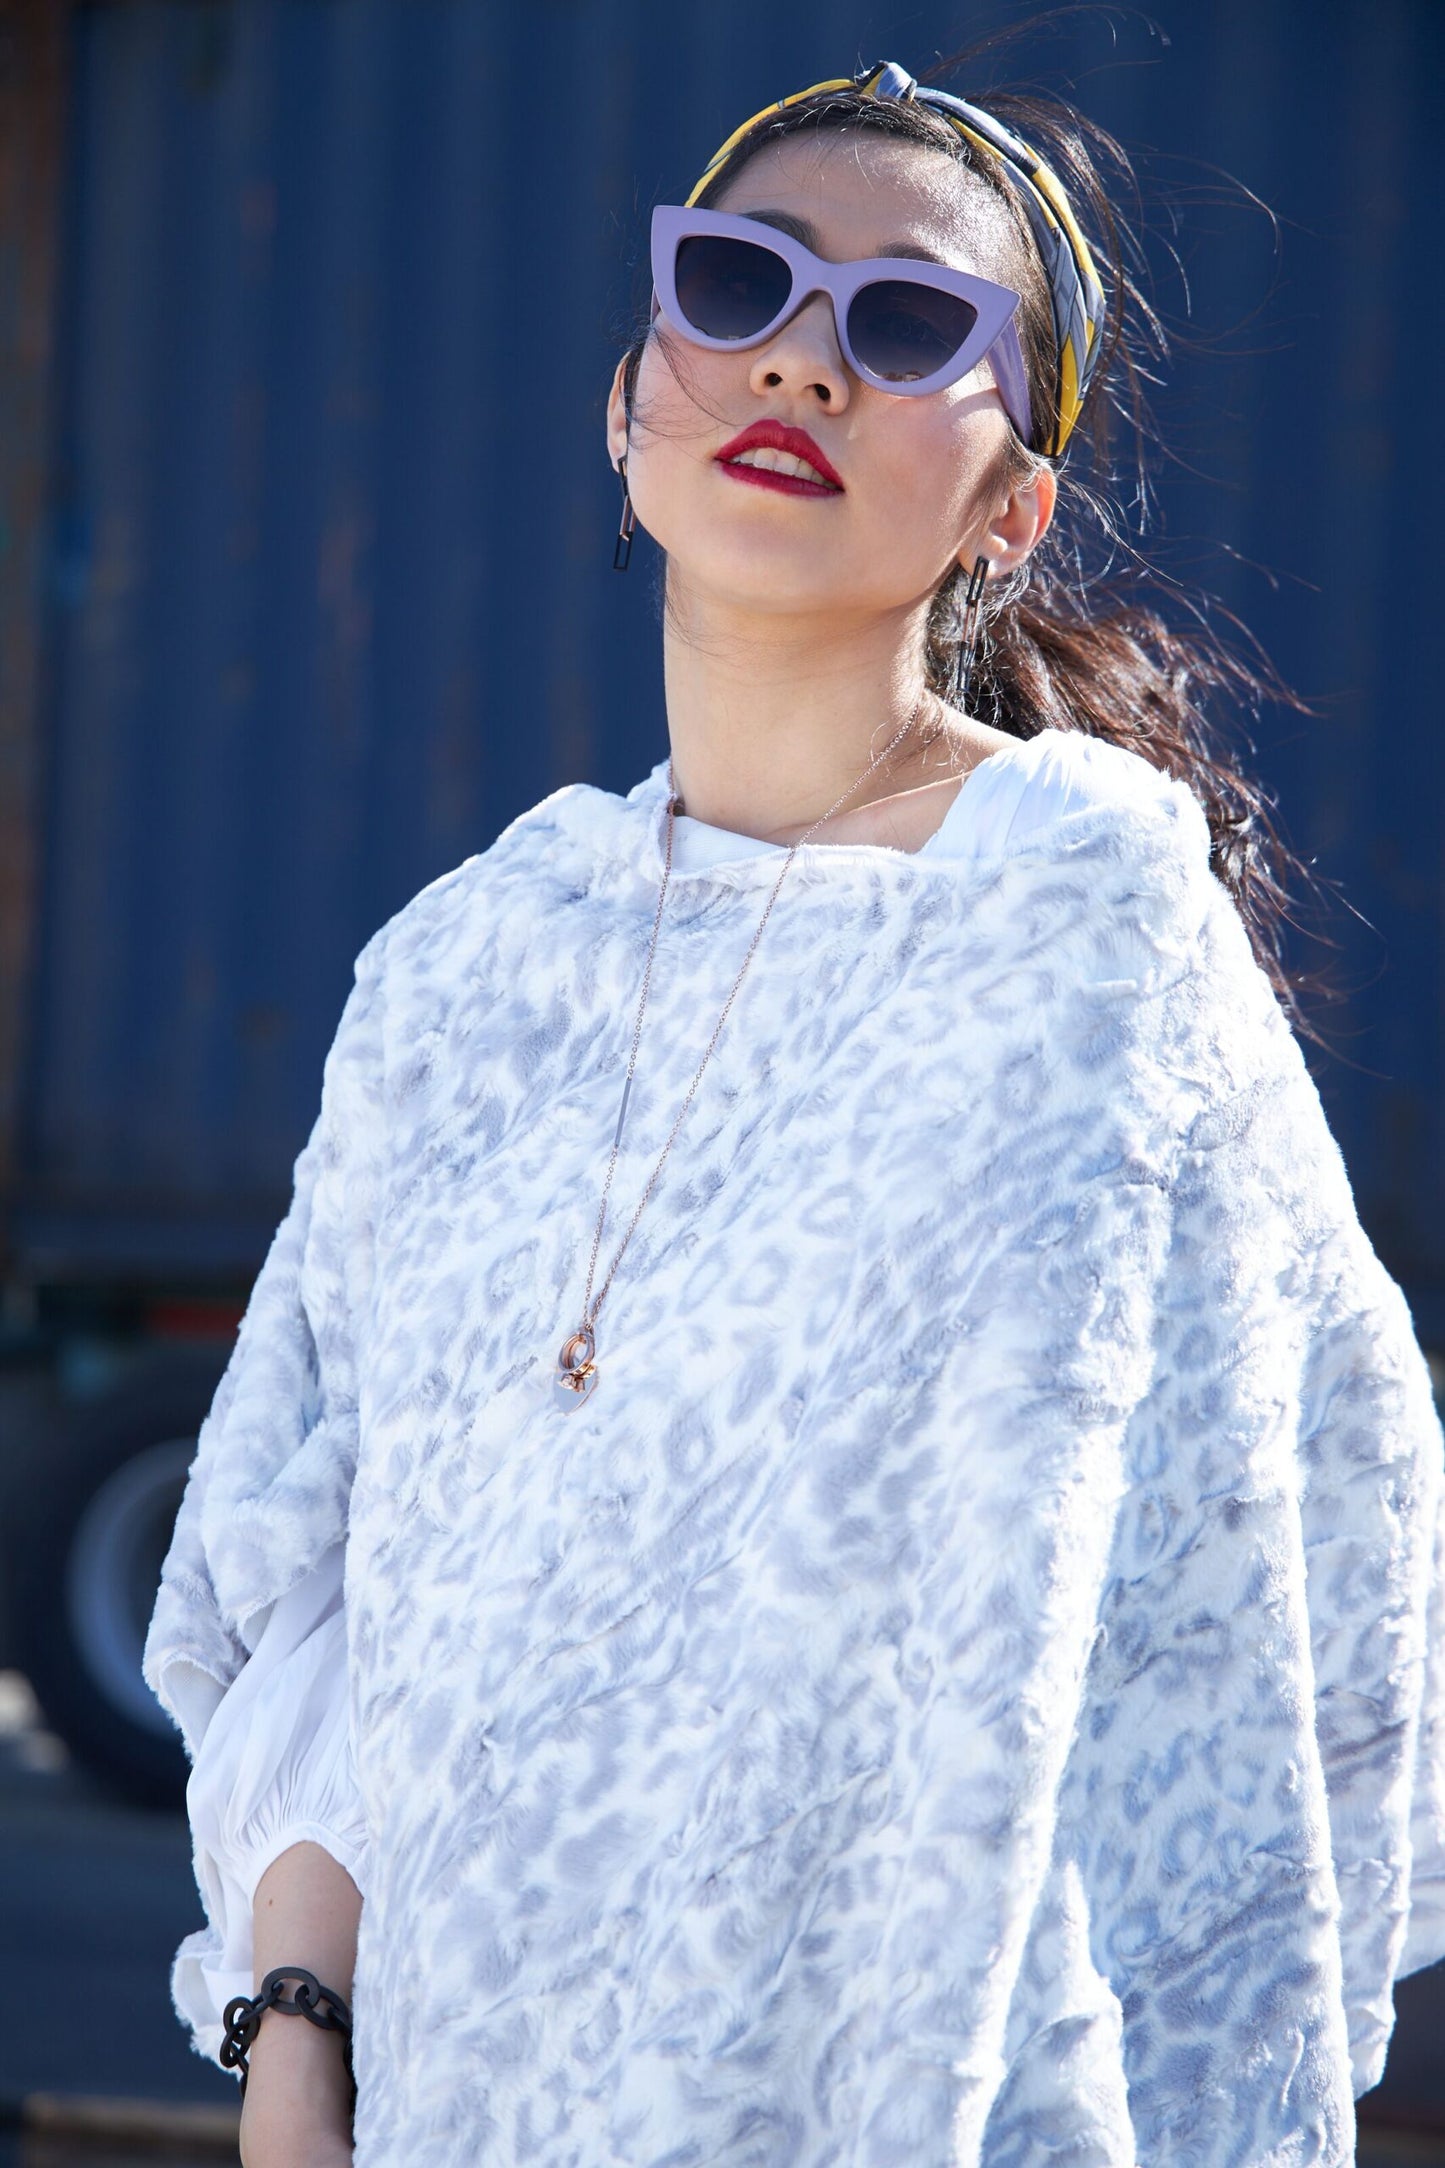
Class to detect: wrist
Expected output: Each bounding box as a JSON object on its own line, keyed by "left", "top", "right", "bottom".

{"left": 239, "top": 2017, "right": 354, "bottom": 2135}
{"left": 228, "top": 1973, "right": 355, "bottom": 2132}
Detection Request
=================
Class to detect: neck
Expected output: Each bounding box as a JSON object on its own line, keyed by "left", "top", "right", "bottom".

{"left": 661, "top": 577, "right": 960, "bottom": 846}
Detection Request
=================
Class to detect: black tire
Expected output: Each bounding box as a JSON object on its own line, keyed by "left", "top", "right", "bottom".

{"left": 10, "top": 1350, "right": 228, "bottom": 1809}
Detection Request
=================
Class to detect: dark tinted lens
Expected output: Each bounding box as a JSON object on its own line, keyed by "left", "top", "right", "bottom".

{"left": 673, "top": 234, "right": 793, "bottom": 340}
{"left": 848, "top": 280, "right": 979, "bottom": 382}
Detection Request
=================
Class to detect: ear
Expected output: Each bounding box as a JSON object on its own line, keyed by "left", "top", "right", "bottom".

{"left": 605, "top": 354, "right": 631, "bottom": 472}
{"left": 962, "top": 459, "right": 1057, "bottom": 578}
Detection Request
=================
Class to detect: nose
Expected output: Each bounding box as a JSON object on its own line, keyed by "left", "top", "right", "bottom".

{"left": 747, "top": 290, "right": 851, "bottom": 407}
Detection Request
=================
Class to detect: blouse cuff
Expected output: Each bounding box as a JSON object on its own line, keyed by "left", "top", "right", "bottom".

{"left": 172, "top": 1820, "right": 369, "bottom": 2068}
{"left": 237, "top": 1818, "right": 369, "bottom": 1911}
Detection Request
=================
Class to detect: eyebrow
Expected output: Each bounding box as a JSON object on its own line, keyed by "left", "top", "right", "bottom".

{"left": 741, "top": 207, "right": 950, "bottom": 266}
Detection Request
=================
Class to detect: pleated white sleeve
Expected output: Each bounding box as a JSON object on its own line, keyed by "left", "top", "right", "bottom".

{"left": 172, "top": 1538, "right": 368, "bottom": 2067}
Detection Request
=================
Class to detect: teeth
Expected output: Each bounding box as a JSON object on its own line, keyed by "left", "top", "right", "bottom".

{"left": 730, "top": 445, "right": 835, "bottom": 486}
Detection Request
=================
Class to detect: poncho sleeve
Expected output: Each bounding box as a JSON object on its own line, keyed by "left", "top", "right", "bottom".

{"left": 141, "top": 918, "right": 392, "bottom": 1759}
{"left": 981, "top": 869, "right": 1445, "bottom": 2165}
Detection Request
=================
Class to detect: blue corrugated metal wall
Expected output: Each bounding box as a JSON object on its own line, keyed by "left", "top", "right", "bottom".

{"left": 17, "top": 0, "right": 1445, "bottom": 1331}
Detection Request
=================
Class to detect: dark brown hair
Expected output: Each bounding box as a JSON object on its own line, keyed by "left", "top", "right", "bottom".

{"left": 616, "top": 13, "right": 1341, "bottom": 1045}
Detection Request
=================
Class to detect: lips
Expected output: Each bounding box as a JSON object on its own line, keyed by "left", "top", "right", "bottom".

{"left": 714, "top": 419, "right": 845, "bottom": 496}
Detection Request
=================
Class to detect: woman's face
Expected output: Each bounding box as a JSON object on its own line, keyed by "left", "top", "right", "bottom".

{"left": 605, "top": 128, "right": 1054, "bottom": 621}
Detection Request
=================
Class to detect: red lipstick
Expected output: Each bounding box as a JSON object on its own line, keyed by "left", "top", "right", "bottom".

{"left": 714, "top": 419, "right": 845, "bottom": 497}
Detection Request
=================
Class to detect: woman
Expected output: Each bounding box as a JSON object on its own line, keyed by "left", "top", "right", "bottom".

{"left": 144, "top": 48, "right": 1445, "bottom": 2168}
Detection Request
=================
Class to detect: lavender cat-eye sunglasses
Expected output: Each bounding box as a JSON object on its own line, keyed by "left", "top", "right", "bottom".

{"left": 649, "top": 203, "right": 1032, "bottom": 441}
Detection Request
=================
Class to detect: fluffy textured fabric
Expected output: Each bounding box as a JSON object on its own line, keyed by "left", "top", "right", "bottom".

{"left": 144, "top": 732, "right": 1445, "bottom": 2168}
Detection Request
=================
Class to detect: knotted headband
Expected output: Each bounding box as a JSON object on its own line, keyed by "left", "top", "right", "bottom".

{"left": 684, "top": 59, "right": 1106, "bottom": 460}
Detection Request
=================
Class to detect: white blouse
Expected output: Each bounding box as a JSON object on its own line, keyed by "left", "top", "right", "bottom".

{"left": 176, "top": 728, "right": 1143, "bottom": 2067}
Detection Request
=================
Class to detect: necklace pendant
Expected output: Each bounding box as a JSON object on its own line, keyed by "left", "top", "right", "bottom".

{"left": 554, "top": 1324, "right": 598, "bottom": 1411}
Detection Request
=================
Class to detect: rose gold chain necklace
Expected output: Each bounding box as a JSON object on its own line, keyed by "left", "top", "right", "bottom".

{"left": 553, "top": 691, "right": 928, "bottom": 1410}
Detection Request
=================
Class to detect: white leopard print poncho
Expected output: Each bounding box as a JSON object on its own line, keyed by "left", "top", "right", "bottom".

{"left": 144, "top": 731, "right": 1445, "bottom": 2168}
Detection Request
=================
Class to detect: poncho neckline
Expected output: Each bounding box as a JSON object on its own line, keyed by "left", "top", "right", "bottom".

{"left": 561, "top": 724, "right": 1147, "bottom": 892}
{"left": 650, "top": 727, "right": 1058, "bottom": 876}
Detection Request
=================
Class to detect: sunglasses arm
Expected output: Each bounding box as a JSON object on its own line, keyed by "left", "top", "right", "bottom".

{"left": 985, "top": 322, "right": 1033, "bottom": 452}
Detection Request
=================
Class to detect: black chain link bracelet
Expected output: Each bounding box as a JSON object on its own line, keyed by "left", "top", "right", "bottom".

{"left": 221, "top": 1965, "right": 356, "bottom": 2111}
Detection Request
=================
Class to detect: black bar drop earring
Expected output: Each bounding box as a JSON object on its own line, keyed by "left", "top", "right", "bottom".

{"left": 958, "top": 553, "right": 989, "bottom": 709}
{"left": 613, "top": 458, "right": 636, "bottom": 572}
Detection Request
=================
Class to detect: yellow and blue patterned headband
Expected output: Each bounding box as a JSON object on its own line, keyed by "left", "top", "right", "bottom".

{"left": 684, "top": 60, "right": 1106, "bottom": 461}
